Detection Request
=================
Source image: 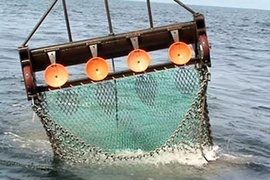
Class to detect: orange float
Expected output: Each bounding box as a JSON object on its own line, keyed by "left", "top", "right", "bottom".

{"left": 126, "top": 49, "right": 151, "bottom": 72}
{"left": 168, "top": 42, "right": 192, "bottom": 65}
{"left": 85, "top": 57, "right": 109, "bottom": 81}
{"left": 43, "top": 63, "right": 68, "bottom": 87}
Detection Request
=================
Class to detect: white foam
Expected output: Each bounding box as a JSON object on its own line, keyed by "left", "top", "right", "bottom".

{"left": 4, "top": 131, "right": 220, "bottom": 166}
{"left": 4, "top": 131, "right": 51, "bottom": 154}
{"left": 104, "top": 145, "right": 220, "bottom": 167}
{"left": 219, "top": 153, "right": 253, "bottom": 165}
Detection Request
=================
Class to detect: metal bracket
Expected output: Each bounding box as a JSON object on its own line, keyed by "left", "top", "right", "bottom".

{"left": 197, "top": 41, "right": 204, "bottom": 59}
{"left": 47, "top": 51, "right": 56, "bottom": 64}
{"left": 206, "top": 66, "right": 211, "bottom": 81}
{"left": 89, "top": 44, "right": 98, "bottom": 57}
{"left": 170, "top": 30, "right": 179, "bottom": 42}
{"left": 130, "top": 37, "right": 139, "bottom": 49}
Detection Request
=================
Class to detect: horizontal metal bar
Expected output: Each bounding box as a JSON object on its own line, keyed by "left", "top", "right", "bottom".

{"left": 36, "top": 58, "right": 200, "bottom": 92}
{"left": 26, "top": 21, "right": 196, "bottom": 72}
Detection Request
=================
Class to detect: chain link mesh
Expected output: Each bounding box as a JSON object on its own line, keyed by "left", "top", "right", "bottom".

{"left": 32, "top": 66, "right": 213, "bottom": 163}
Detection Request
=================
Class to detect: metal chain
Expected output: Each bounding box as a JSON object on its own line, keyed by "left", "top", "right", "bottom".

{"left": 31, "top": 66, "right": 212, "bottom": 163}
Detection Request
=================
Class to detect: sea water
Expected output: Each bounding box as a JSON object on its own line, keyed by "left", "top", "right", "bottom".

{"left": 0, "top": 0, "right": 270, "bottom": 179}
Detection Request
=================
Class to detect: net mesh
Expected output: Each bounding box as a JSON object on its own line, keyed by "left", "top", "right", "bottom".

{"left": 32, "top": 66, "right": 213, "bottom": 163}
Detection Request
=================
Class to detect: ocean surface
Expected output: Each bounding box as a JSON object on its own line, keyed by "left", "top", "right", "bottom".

{"left": 1, "top": 0, "right": 270, "bottom": 179}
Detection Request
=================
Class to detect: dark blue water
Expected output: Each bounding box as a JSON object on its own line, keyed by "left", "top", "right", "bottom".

{"left": 1, "top": 0, "right": 270, "bottom": 179}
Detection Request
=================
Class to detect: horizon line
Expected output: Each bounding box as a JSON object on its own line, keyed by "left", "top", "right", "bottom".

{"left": 125, "top": 0, "right": 270, "bottom": 11}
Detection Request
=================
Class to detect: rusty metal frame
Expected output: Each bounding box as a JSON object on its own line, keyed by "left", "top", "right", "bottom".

{"left": 18, "top": 0, "right": 211, "bottom": 100}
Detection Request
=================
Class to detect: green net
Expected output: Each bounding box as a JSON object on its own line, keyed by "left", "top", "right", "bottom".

{"left": 32, "top": 66, "right": 213, "bottom": 163}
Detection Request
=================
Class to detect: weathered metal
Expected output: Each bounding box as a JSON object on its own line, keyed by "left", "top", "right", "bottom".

{"left": 18, "top": 0, "right": 211, "bottom": 100}
{"left": 17, "top": 1, "right": 214, "bottom": 162}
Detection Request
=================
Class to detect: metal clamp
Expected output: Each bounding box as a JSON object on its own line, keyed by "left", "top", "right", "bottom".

{"left": 170, "top": 30, "right": 179, "bottom": 42}
{"left": 89, "top": 44, "right": 98, "bottom": 57}
{"left": 130, "top": 37, "right": 139, "bottom": 49}
{"left": 47, "top": 51, "right": 56, "bottom": 64}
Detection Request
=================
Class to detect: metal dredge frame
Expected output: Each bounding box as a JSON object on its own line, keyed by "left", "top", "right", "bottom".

{"left": 18, "top": 0, "right": 211, "bottom": 100}
{"left": 17, "top": 0, "right": 213, "bottom": 162}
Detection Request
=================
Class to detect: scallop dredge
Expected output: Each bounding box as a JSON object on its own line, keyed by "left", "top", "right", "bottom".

{"left": 18, "top": 0, "right": 214, "bottom": 163}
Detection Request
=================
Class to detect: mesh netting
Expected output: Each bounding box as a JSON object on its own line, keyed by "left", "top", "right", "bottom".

{"left": 32, "top": 66, "right": 213, "bottom": 163}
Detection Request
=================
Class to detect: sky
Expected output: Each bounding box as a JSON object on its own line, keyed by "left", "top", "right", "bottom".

{"left": 136, "top": 0, "right": 270, "bottom": 10}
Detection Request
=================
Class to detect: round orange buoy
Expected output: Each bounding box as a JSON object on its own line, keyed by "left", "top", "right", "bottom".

{"left": 168, "top": 42, "right": 192, "bottom": 65}
{"left": 126, "top": 49, "right": 151, "bottom": 72}
{"left": 43, "top": 63, "right": 68, "bottom": 87}
{"left": 85, "top": 57, "right": 109, "bottom": 81}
